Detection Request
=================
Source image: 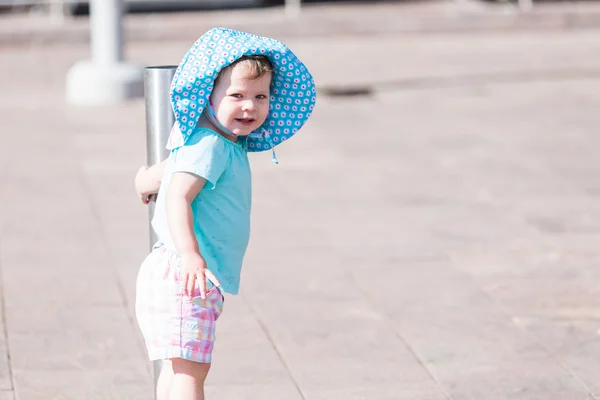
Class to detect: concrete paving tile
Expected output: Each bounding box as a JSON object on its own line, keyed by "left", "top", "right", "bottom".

{"left": 208, "top": 382, "right": 444, "bottom": 400}
{"left": 0, "top": 340, "right": 11, "bottom": 392}
{"left": 205, "top": 383, "right": 303, "bottom": 400}
{"left": 10, "top": 327, "right": 145, "bottom": 372}
{"left": 0, "top": 232, "right": 108, "bottom": 270}
{"left": 451, "top": 243, "right": 575, "bottom": 278}
{"left": 304, "top": 386, "right": 447, "bottom": 400}
{"left": 12, "top": 369, "right": 152, "bottom": 400}
{"left": 450, "top": 244, "right": 600, "bottom": 319}
{"left": 6, "top": 306, "right": 145, "bottom": 371}
{"left": 363, "top": 262, "right": 594, "bottom": 399}
{"left": 0, "top": 200, "right": 104, "bottom": 251}
{"left": 208, "top": 296, "right": 308, "bottom": 390}
{"left": 111, "top": 260, "right": 144, "bottom": 321}
{"left": 243, "top": 300, "right": 447, "bottom": 399}
{"left": 0, "top": 359, "right": 11, "bottom": 393}
{"left": 9, "top": 331, "right": 143, "bottom": 371}
{"left": 484, "top": 276, "right": 600, "bottom": 317}
{"left": 515, "top": 317, "right": 600, "bottom": 397}
{"left": 207, "top": 297, "right": 306, "bottom": 397}
{"left": 239, "top": 254, "right": 447, "bottom": 399}
{"left": 0, "top": 247, "right": 129, "bottom": 326}
{"left": 1, "top": 272, "right": 123, "bottom": 309}
{"left": 0, "top": 286, "right": 13, "bottom": 393}
{"left": 0, "top": 391, "right": 13, "bottom": 400}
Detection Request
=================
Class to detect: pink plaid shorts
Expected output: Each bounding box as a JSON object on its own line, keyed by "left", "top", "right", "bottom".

{"left": 135, "top": 244, "right": 224, "bottom": 363}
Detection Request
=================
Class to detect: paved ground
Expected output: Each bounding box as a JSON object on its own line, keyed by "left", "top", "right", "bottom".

{"left": 2, "top": 2, "right": 600, "bottom": 399}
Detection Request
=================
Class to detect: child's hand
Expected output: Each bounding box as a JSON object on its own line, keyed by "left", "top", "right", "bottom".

{"left": 180, "top": 252, "right": 221, "bottom": 299}
{"left": 135, "top": 165, "right": 161, "bottom": 204}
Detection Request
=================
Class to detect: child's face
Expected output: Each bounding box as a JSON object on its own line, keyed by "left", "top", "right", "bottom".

{"left": 210, "top": 64, "right": 272, "bottom": 137}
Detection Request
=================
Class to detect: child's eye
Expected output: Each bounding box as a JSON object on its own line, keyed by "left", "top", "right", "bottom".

{"left": 230, "top": 93, "right": 242, "bottom": 98}
{"left": 256, "top": 94, "right": 267, "bottom": 100}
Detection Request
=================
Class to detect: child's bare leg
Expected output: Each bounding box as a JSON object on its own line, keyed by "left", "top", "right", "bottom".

{"left": 156, "top": 360, "right": 174, "bottom": 400}
{"left": 169, "top": 358, "right": 211, "bottom": 400}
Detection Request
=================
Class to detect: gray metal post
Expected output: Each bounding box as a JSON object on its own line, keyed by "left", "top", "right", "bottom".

{"left": 143, "top": 65, "right": 177, "bottom": 399}
{"left": 66, "top": 0, "right": 143, "bottom": 105}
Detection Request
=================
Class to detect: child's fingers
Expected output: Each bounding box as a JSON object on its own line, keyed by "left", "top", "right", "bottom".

{"left": 187, "top": 274, "right": 197, "bottom": 298}
{"left": 181, "top": 273, "right": 189, "bottom": 296}
{"left": 138, "top": 193, "right": 156, "bottom": 205}
{"left": 197, "top": 272, "right": 207, "bottom": 299}
{"left": 204, "top": 270, "right": 221, "bottom": 288}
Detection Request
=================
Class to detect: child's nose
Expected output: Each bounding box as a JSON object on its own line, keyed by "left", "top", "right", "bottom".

{"left": 241, "top": 100, "right": 256, "bottom": 111}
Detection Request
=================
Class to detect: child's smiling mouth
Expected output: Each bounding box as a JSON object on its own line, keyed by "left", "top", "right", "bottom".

{"left": 235, "top": 118, "right": 256, "bottom": 126}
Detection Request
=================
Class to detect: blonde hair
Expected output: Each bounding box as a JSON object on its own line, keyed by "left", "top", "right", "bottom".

{"left": 219, "top": 55, "right": 273, "bottom": 81}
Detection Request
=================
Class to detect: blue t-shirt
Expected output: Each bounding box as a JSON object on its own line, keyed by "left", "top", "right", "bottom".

{"left": 151, "top": 128, "right": 252, "bottom": 294}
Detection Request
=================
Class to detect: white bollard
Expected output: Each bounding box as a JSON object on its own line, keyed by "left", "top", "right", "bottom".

{"left": 518, "top": 0, "right": 533, "bottom": 12}
{"left": 66, "top": 0, "right": 143, "bottom": 105}
{"left": 285, "top": 0, "right": 301, "bottom": 19}
{"left": 91, "top": 0, "right": 123, "bottom": 65}
{"left": 49, "top": 0, "right": 65, "bottom": 22}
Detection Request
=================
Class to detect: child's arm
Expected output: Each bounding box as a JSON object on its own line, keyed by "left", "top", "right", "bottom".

{"left": 166, "top": 172, "right": 221, "bottom": 298}
{"left": 134, "top": 161, "right": 166, "bottom": 204}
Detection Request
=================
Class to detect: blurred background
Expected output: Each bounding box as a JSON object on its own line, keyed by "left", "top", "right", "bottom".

{"left": 1, "top": 0, "right": 412, "bottom": 15}
{"left": 2, "top": 0, "right": 600, "bottom": 399}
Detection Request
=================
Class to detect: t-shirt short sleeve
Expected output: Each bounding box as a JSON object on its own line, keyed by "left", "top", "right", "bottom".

{"left": 171, "top": 129, "right": 229, "bottom": 190}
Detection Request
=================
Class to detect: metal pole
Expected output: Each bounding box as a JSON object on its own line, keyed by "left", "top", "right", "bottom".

{"left": 143, "top": 65, "right": 177, "bottom": 399}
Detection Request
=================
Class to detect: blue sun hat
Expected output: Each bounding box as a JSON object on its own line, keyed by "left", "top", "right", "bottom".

{"left": 166, "top": 27, "right": 317, "bottom": 158}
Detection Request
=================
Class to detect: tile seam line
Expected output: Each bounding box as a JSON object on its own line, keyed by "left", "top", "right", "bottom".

{"left": 348, "top": 269, "right": 454, "bottom": 400}
{"left": 477, "top": 284, "right": 599, "bottom": 399}
{"left": 244, "top": 298, "right": 307, "bottom": 400}
{"left": 73, "top": 161, "right": 150, "bottom": 369}
{"left": 458, "top": 167, "right": 599, "bottom": 400}
{"left": 0, "top": 240, "right": 16, "bottom": 400}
